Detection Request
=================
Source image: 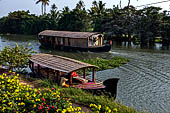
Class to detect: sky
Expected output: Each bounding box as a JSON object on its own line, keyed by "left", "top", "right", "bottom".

{"left": 0, "top": 0, "right": 170, "bottom": 17}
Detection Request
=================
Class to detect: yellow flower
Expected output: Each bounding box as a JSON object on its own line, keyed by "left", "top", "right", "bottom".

{"left": 8, "top": 102, "right": 12, "bottom": 105}
{"left": 27, "top": 84, "right": 29, "bottom": 87}
{"left": 35, "top": 99, "right": 40, "bottom": 101}
{"left": 26, "top": 92, "right": 29, "bottom": 97}
{"left": 33, "top": 93, "right": 36, "bottom": 97}
{"left": 66, "top": 108, "right": 71, "bottom": 112}
{"left": 34, "top": 89, "right": 37, "bottom": 92}
{"left": 98, "top": 105, "right": 101, "bottom": 110}
{"left": 2, "top": 107, "right": 5, "bottom": 112}
{"left": 62, "top": 109, "right": 66, "bottom": 113}
{"left": 33, "top": 104, "right": 36, "bottom": 108}
{"left": 15, "top": 89, "right": 19, "bottom": 93}
{"left": 56, "top": 109, "right": 60, "bottom": 112}
{"left": 77, "top": 107, "right": 81, "bottom": 111}
{"left": 21, "top": 102, "right": 25, "bottom": 105}
{"left": 90, "top": 104, "right": 93, "bottom": 107}
{"left": 113, "top": 108, "right": 118, "bottom": 112}
{"left": 2, "top": 100, "right": 6, "bottom": 103}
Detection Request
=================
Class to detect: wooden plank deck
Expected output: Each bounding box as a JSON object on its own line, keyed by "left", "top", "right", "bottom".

{"left": 72, "top": 82, "right": 105, "bottom": 89}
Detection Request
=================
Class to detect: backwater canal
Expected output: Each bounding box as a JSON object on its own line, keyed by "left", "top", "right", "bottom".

{"left": 1, "top": 34, "right": 170, "bottom": 113}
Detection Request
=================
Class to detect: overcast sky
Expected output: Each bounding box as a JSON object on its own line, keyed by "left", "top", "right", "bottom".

{"left": 0, "top": 0, "right": 170, "bottom": 17}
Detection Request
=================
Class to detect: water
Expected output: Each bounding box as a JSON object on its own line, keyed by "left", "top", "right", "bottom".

{"left": 1, "top": 34, "right": 170, "bottom": 113}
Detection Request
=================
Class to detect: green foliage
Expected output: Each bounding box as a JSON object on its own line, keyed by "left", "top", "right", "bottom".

{"left": 0, "top": 43, "right": 35, "bottom": 72}
{"left": 81, "top": 57, "right": 129, "bottom": 71}
{"left": 58, "top": 1, "right": 90, "bottom": 32}
{"left": 0, "top": 72, "right": 84, "bottom": 113}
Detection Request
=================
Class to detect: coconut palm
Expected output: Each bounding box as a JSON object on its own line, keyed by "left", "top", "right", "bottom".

{"left": 36, "top": 0, "right": 44, "bottom": 15}
{"left": 36, "top": 0, "right": 50, "bottom": 15}
{"left": 43, "top": 0, "right": 50, "bottom": 14}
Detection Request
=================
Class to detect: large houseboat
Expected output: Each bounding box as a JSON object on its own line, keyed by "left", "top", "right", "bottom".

{"left": 38, "top": 30, "right": 111, "bottom": 52}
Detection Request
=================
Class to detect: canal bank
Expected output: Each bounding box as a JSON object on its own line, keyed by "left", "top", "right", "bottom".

{"left": 1, "top": 35, "right": 170, "bottom": 113}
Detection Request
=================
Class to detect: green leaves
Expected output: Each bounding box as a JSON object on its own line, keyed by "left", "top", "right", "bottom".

{"left": 0, "top": 43, "right": 36, "bottom": 72}
{"left": 82, "top": 57, "right": 129, "bottom": 71}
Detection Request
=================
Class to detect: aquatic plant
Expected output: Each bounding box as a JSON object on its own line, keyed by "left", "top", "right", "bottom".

{"left": 82, "top": 56, "right": 129, "bottom": 71}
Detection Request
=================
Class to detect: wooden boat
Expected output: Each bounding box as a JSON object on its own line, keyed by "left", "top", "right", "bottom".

{"left": 38, "top": 30, "right": 111, "bottom": 52}
{"left": 29, "top": 53, "right": 105, "bottom": 90}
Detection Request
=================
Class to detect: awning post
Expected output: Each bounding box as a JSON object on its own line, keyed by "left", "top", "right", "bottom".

{"left": 83, "top": 68, "right": 86, "bottom": 79}
{"left": 92, "top": 68, "right": 96, "bottom": 82}
{"left": 69, "top": 73, "right": 73, "bottom": 86}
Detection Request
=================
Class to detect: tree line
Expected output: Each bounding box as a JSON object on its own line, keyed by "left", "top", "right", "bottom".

{"left": 0, "top": 0, "right": 170, "bottom": 48}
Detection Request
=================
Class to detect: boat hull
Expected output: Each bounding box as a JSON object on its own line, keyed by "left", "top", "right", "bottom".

{"left": 40, "top": 42, "right": 111, "bottom": 52}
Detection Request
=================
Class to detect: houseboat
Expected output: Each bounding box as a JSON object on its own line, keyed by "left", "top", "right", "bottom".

{"left": 29, "top": 54, "right": 119, "bottom": 97}
{"left": 38, "top": 30, "right": 111, "bottom": 52}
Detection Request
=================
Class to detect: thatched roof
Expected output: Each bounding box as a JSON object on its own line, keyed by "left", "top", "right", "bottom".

{"left": 30, "top": 54, "right": 98, "bottom": 73}
{"left": 38, "top": 30, "right": 99, "bottom": 39}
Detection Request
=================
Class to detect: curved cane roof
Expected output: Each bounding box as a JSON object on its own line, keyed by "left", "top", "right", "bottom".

{"left": 30, "top": 53, "right": 98, "bottom": 73}
{"left": 38, "top": 30, "right": 100, "bottom": 39}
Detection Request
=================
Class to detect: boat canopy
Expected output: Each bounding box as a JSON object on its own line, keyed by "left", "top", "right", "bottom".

{"left": 29, "top": 53, "right": 98, "bottom": 73}
{"left": 38, "top": 30, "right": 99, "bottom": 39}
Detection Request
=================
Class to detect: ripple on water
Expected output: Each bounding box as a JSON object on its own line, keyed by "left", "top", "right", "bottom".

{"left": 97, "top": 50, "right": 170, "bottom": 113}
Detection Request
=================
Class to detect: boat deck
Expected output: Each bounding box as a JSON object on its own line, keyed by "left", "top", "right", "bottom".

{"left": 72, "top": 82, "right": 105, "bottom": 89}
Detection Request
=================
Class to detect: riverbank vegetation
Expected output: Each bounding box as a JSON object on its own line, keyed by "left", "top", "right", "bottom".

{"left": 82, "top": 57, "right": 129, "bottom": 71}
{"left": 16, "top": 73, "right": 138, "bottom": 113}
{"left": 0, "top": 44, "right": 35, "bottom": 73}
{"left": 0, "top": 1, "right": 170, "bottom": 49}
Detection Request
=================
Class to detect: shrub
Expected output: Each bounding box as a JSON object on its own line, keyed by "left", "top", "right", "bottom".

{"left": 0, "top": 72, "right": 83, "bottom": 113}
{"left": 0, "top": 43, "right": 35, "bottom": 72}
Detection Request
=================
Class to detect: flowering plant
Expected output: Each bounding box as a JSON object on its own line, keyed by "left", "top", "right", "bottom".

{"left": 0, "top": 72, "right": 83, "bottom": 113}
{"left": 90, "top": 104, "right": 118, "bottom": 113}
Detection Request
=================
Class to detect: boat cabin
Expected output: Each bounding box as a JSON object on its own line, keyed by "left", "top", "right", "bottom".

{"left": 29, "top": 54, "right": 105, "bottom": 89}
{"left": 38, "top": 30, "right": 104, "bottom": 48}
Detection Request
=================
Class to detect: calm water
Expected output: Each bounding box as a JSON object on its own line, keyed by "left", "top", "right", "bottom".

{"left": 1, "top": 35, "right": 170, "bottom": 113}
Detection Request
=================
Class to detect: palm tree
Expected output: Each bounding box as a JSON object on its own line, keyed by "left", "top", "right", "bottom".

{"left": 36, "top": 0, "right": 50, "bottom": 15}
{"left": 43, "top": 0, "right": 50, "bottom": 14}
{"left": 36, "top": 0, "right": 44, "bottom": 15}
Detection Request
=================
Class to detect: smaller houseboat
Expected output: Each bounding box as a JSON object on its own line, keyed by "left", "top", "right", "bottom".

{"left": 38, "top": 30, "right": 111, "bottom": 52}
{"left": 29, "top": 53, "right": 105, "bottom": 90}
